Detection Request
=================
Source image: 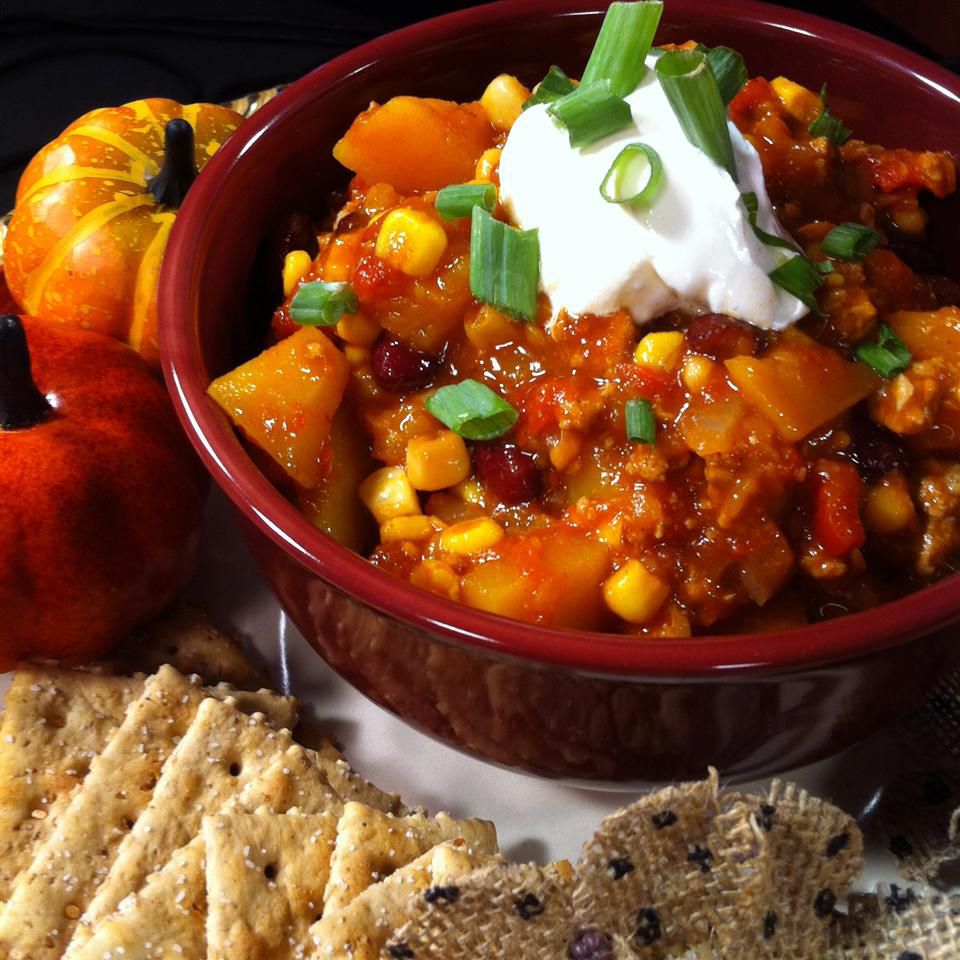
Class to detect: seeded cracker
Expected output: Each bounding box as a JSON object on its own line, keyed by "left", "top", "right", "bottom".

{"left": 64, "top": 694, "right": 301, "bottom": 954}
{"left": 205, "top": 811, "right": 341, "bottom": 960}
{"left": 308, "top": 739, "right": 407, "bottom": 815}
{"left": 322, "top": 801, "right": 498, "bottom": 915}
{"left": 65, "top": 746, "right": 342, "bottom": 960}
{"left": 93, "top": 604, "right": 270, "bottom": 690}
{"left": 0, "top": 665, "right": 293, "bottom": 960}
{"left": 0, "top": 666, "right": 142, "bottom": 903}
{"left": 309, "top": 839, "right": 499, "bottom": 960}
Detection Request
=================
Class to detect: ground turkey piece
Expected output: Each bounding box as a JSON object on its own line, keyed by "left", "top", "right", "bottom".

{"left": 916, "top": 462, "right": 960, "bottom": 576}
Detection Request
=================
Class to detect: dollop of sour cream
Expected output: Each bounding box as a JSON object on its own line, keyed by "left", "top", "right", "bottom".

{"left": 498, "top": 58, "right": 808, "bottom": 330}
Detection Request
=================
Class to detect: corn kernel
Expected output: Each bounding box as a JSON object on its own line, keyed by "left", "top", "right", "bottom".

{"left": 681, "top": 356, "right": 717, "bottom": 393}
{"left": 602, "top": 559, "right": 671, "bottom": 624}
{"left": 375, "top": 208, "right": 448, "bottom": 278}
{"left": 770, "top": 76, "right": 820, "bottom": 122}
{"left": 343, "top": 345, "right": 370, "bottom": 367}
{"left": 464, "top": 305, "right": 516, "bottom": 350}
{"left": 359, "top": 466, "right": 421, "bottom": 524}
{"left": 635, "top": 331, "right": 685, "bottom": 371}
{"left": 549, "top": 429, "right": 583, "bottom": 471}
{"left": 410, "top": 559, "right": 460, "bottom": 601}
{"left": 282, "top": 250, "right": 312, "bottom": 297}
{"left": 453, "top": 478, "right": 485, "bottom": 505}
{"left": 405, "top": 431, "right": 471, "bottom": 491}
{"left": 480, "top": 75, "right": 530, "bottom": 132}
{"left": 475, "top": 148, "right": 502, "bottom": 182}
{"left": 864, "top": 477, "right": 916, "bottom": 534}
{"left": 380, "top": 515, "right": 436, "bottom": 543}
{"left": 336, "top": 311, "right": 381, "bottom": 346}
{"left": 439, "top": 517, "right": 505, "bottom": 556}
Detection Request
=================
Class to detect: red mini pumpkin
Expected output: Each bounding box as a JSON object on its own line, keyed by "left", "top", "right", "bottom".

{"left": 3, "top": 99, "right": 242, "bottom": 367}
{"left": 0, "top": 314, "right": 205, "bottom": 669}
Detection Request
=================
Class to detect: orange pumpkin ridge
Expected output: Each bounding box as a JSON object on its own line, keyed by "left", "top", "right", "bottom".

{"left": 3, "top": 98, "right": 243, "bottom": 368}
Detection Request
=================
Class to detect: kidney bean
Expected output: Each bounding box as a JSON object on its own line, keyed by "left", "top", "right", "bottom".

{"left": 686, "top": 313, "right": 769, "bottom": 360}
{"left": 370, "top": 335, "right": 441, "bottom": 392}
{"left": 846, "top": 415, "right": 907, "bottom": 480}
{"left": 473, "top": 442, "right": 542, "bottom": 504}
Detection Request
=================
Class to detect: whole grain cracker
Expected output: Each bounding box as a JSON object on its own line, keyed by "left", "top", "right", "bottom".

{"left": 91, "top": 604, "right": 270, "bottom": 690}
{"left": 0, "top": 666, "right": 143, "bottom": 902}
{"left": 831, "top": 887, "right": 960, "bottom": 959}
{"left": 0, "top": 665, "right": 295, "bottom": 960}
{"left": 380, "top": 861, "right": 576, "bottom": 960}
{"left": 323, "top": 802, "right": 498, "bottom": 915}
{"left": 309, "top": 840, "right": 499, "bottom": 960}
{"left": 66, "top": 694, "right": 300, "bottom": 951}
{"left": 0, "top": 666, "right": 213, "bottom": 960}
{"left": 205, "top": 811, "right": 341, "bottom": 960}
{"left": 308, "top": 739, "right": 407, "bottom": 815}
{"left": 67, "top": 745, "right": 341, "bottom": 960}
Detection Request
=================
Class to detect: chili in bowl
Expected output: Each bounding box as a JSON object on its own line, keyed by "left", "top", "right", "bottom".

{"left": 162, "top": 0, "right": 960, "bottom": 781}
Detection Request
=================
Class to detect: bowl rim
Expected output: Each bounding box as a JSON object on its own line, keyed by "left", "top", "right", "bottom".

{"left": 161, "top": 0, "right": 960, "bottom": 680}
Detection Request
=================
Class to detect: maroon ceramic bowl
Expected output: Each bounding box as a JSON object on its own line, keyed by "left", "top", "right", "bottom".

{"left": 161, "top": 0, "right": 960, "bottom": 783}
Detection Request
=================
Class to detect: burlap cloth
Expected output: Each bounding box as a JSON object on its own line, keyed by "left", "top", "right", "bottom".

{"left": 3, "top": 84, "right": 960, "bottom": 959}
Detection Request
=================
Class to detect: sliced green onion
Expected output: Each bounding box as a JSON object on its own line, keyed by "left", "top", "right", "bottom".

{"left": 705, "top": 46, "right": 748, "bottom": 105}
{"left": 600, "top": 143, "right": 663, "bottom": 207}
{"left": 821, "top": 222, "right": 881, "bottom": 261}
{"left": 581, "top": 1, "right": 664, "bottom": 97}
{"left": 817, "top": 259, "right": 835, "bottom": 275}
{"left": 855, "top": 323, "right": 912, "bottom": 378}
{"left": 656, "top": 49, "right": 738, "bottom": 181}
{"left": 425, "top": 379, "right": 518, "bottom": 441}
{"left": 740, "top": 191, "right": 794, "bottom": 251}
{"left": 522, "top": 65, "right": 577, "bottom": 111}
{"left": 768, "top": 255, "right": 825, "bottom": 315}
{"left": 547, "top": 80, "right": 632, "bottom": 148}
{"left": 469, "top": 206, "right": 540, "bottom": 322}
{"left": 289, "top": 281, "right": 358, "bottom": 326}
{"left": 435, "top": 183, "right": 497, "bottom": 220}
{"left": 625, "top": 398, "right": 656, "bottom": 444}
{"left": 808, "top": 84, "right": 851, "bottom": 146}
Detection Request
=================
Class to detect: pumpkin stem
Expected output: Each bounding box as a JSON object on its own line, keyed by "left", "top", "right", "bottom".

{"left": 0, "top": 315, "right": 51, "bottom": 431}
{"left": 148, "top": 118, "right": 197, "bottom": 207}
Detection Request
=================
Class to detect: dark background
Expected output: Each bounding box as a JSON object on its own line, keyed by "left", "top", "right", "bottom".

{"left": 1, "top": 0, "right": 957, "bottom": 210}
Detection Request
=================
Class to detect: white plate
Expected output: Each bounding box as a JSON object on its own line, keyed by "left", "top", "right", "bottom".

{"left": 2, "top": 489, "right": 949, "bottom": 891}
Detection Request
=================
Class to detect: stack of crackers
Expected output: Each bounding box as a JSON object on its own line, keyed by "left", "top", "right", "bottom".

{"left": 2, "top": 608, "right": 958, "bottom": 960}
{"left": 0, "top": 608, "right": 499, "bottom": 960}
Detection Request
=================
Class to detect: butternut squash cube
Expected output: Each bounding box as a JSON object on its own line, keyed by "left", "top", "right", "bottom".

{"left": 725, "top": 328, "right": 879, "bottom": 441}
{"left": 208, "top": 327, "right": 349, "bottom": 488}
{"left": 333, "top": 96, "right": 495, "bottom": 193}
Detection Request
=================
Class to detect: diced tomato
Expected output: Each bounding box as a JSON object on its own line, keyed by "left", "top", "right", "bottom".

{"left": 809, "top": 459, "right": 866, "bottom": 557}
{"left": 352, "top": 254, "right": 408, "bottom": 303}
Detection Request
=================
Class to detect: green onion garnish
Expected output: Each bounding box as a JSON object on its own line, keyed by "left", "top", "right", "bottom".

{"left": 625, "top": 398, "right": 656, "bottom": 443}
{"left": 469, "top": 206, "right": 540, "bottom": 322}
{"left": 435, "top": 183, "right": 497, "bottom": 220}
{"left": 547, "top": 80, "right": 632, "bottom": 148}
{"left": 768, "top": 255, "right": 825, "bottom": 315}
{"left": 808, "top": 84, "right": 851, "bottom": 146}
{"left": 425, "top": 379, "right": 519, "bottom": 441}
{"left": 600, "top": 143, "right": 663, "bottom": 207}
{"left": 581, "top": 1, "right": 664, "bottom": 97}
{"left": 817, "top": 260, "right": 835, "bottom": 275}
{"left": 855, "top": 323, "right": 912, "bottom": 379}
{"left": 655, "top": 49, "right": 738, "bottom": 182}
{"left": 705, "top": 46, "right": 748, "bottom": 105}
{"left": 821, "top": 222, "right": 881, "bottom": 261}
{"left": 741, "top": 191, "right": 794, "bottom": 251}
{"left": 522, "top": 65, "right": 577, "bottom": 111}
{"left": 289, "top": 281, "right": 358, "bottom": 326}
